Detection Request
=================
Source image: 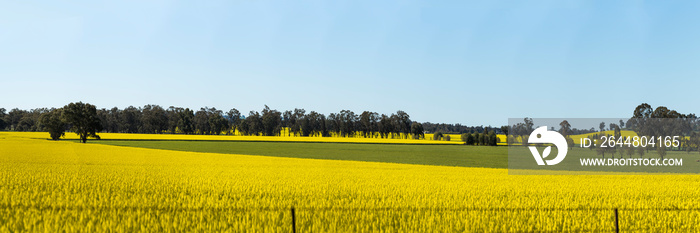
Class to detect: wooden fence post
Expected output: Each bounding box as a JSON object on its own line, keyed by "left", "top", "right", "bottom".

{"left": 614, "top": 208, "right": 619, "bottom": 233}
{"left": 291, "top": 207, "right": 296, "bottom": 233}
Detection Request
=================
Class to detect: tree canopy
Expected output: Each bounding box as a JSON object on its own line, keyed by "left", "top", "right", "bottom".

{"left": 62, "top": 102, "right": 103, "bottom": 143}
{"left": 38, "top": 108, "right": 66, "bottom": 140}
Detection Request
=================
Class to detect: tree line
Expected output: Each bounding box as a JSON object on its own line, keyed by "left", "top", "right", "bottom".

{"left": 460, "top": 131, "right": 499, "bottom": 146}
{"left": 421, "top": 122, "right": 504, "bottom": 135}
{"left": 0, "top": 103, "right": 436, "bottom": 141}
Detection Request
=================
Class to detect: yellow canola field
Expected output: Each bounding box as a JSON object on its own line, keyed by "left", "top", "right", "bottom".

{"left": 18, "top": 131, "right": 463, "bottom": 145}
{"left": 506, "top": 131, "right": 639, "bottom": 145}
{"left": 1, "top": 132, "right": 699, "bottom": 232}
{"left": 424, "top": 133, "right": 508, "bottom": 144}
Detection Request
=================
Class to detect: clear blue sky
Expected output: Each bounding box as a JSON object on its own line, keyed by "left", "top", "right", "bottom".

{"left": 2, "top": 1, "right": 699, "bottom": 126}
